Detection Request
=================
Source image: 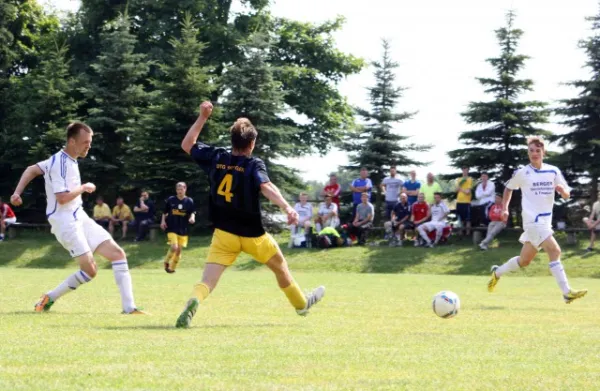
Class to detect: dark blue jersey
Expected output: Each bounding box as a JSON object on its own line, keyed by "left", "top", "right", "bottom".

{"left": 164, "top": 196, "right": 195, "bottom": 236}
{"left": 190, "top": 143, "right": 270, "bottom": 237}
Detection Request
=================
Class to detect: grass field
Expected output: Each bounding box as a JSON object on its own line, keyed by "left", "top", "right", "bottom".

{"left": 1, "top": 235, "right": 599, "bottom": 390}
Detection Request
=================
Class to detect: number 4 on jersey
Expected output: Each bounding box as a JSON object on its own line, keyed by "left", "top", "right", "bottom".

{"left": 218, "top": 174, "right": 234, "bottom": 202}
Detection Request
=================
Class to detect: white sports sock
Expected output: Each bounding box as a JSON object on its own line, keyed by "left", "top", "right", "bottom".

{"left": 316, "top": 223, "right": 322, "bottom": 233}
{"left": 290, "top": 225, "right": 297, "bottom": 235}
{"left": 549, "top": 260, "right": 571, "bottom": 295}
{"left": 418, "top": 226, "right": 431, "bottom": 244}
{"left": 47, "top": 270, "right": 92, "bottom": 301}
{"left": 495, "top": 256, "right": 520, "bottom": 277}
{"left": 112, "top": 260, "right": 136, "bottom": 313}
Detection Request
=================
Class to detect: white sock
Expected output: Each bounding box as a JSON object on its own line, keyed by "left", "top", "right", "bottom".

{"left": 47, "top": 270, "right": 92, "bottom": 301}
{"left": 316, "top": 223, "right": 322, "bottom": 233}
{"left": 549, "top": 260, "right": 571, "bottom": 295}
{"left": 112, "top": 260, "right": 136, "bottom": 313}
{"left": 495, "top": 256, "right": 520, "bottom": 277}
{"left": 290, "top": 225, "right": 297, "bottom": 235}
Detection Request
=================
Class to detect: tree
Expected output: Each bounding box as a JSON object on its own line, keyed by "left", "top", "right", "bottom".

{"left": 448, "top": 11, "right": 551, "bottom": 185}
{"left": 343, "top": 39, "right": 429, "bottom": 224}
{"left": 554, "top": 7, "right": 600, "bottom": 203}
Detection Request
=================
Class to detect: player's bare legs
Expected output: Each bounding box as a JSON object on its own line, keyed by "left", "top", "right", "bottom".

{"left": 165, "top": 242, "right": 179, "bottom": 273}
{"left": 121, "top": 221, "right": 128, "bottom": 240}
{"left": 540, "top": 236, "right": 587, "bottom": 303}
{"left": 488, "top": 241, "right": 537, "bottom": 292}
{"left": 176, "top": 263, "right": 226, "bottom": 328}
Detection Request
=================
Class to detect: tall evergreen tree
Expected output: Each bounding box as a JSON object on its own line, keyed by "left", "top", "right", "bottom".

{"left": 448, "top": 11, "right": 550, "bottom": 185}
{"left": 343, "top": 39, "right": 429, "bottom": 223}
{"left": 80, "top": 13, "right": 150, "bottom": 198}
{"left": 555, "top": 8, "right": 600, "bottom": 202}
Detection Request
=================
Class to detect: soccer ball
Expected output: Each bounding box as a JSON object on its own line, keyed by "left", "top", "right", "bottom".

{"left": 432, "top": 291, "right": 460, "bottom": 318}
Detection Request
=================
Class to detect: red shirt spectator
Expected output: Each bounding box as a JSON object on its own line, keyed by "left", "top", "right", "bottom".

{"left": 411, "top": 196, "right": 430, "bottom": 224}
{"left": 322, "top": 174, "right": 341, "bottom": 207}
{"left": 1, "top": 203, "right": 15, "bottom": 219}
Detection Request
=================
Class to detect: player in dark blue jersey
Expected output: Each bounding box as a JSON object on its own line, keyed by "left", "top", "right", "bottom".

{"left": 161, "top": 182, "right": 195, "bottom": 273}
{"left": 175, "top": 101, "right": 325, "bottom": 328}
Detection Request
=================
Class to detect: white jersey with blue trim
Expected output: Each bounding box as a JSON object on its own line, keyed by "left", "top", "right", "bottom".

{"left": 505, "top": 163, "right": 570, "bottom": 227}
{"left": 36, "top": 150, "right": 83, "bottom": 224}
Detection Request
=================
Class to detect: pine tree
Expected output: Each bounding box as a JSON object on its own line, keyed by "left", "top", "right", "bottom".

{"left": 343, "top": 39, "right": 429, "bottom": 224}
{"left": 448, "top": 11, "right": 550, "bottom": 185}
{"left": 555, "top": 8, "right": 600, "bottom": 203}
{"left": 80, "top": 13, "right": 150, "bottom": 198}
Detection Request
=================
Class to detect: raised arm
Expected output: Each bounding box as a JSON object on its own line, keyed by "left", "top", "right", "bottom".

{"left": 11, "top": 165, "right": 44, "bottom": 206}
{"left": 181, "top": 101, "right": 213, "bottom": 154}
{"left": 261, "top": 182, "right": 298, "bottom": 225}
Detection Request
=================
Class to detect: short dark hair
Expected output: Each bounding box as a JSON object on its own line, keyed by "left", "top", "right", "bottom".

{"left": 230, "top": 118, "right": 257, "bottom": 151}
{"left": 117, "top": 196, "right": 124, "bottom": 200}
{"left": 434, "top": 192, "right": 442, "bottom": 197}
{"left": 360, "top": 167, "right": 368, "bottom": 171}
{"left": 96, "top": 196, "right": 104, "bottom": 202}
{"left": 66, "top": 122, "right": 92, "bottom": 140}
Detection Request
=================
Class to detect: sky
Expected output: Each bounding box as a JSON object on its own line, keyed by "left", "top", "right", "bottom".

{"left": 51, "top": 0, "right": 598, "bottom": 182}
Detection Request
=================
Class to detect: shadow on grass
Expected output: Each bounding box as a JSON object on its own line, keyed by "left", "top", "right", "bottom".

{"left": 102, "top": 323, "right": 287, "bottom": 331}
{"left": 235, "top": 260, "right": 265, "bottom": 271}
{"left": 361, "top": 244, "right": 429, "bottom": 273}
{"left": 0, "top": 238, "right": 37, "bottom": 266}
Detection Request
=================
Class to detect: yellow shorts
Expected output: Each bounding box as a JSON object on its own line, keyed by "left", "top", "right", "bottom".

{"left": 207, "top": 229, "right": 279, "bottom": 266}
{"left": 167, "top": 232, "right": 188, "bottom": 248}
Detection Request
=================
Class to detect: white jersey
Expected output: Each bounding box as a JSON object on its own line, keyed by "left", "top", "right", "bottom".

{"left": 318, "top": 202, "right": 337, "bottom": 217}
{"left": 505, "top": 163, "right": 570, "bottom": 227}
{"left": 430, "top": 202, "right": 449, "bottom": 223}
{"left": 294, "top": 202, "right": 313, "bottom": 221}
{"left": 37, "top": 150, "right": 83, "bottom": 225}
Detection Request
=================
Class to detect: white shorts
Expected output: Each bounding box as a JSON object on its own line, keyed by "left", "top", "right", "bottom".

{"left": 519, "top": 225, "right": 553, "bottom": 249}
{"left": 420, "top": 221, "right": 446, "bottom": 231}
{"left": 3, "top": 217, "right": 16, "bottom": 226}
{"left": 51, "top": 214, "right": 112, "bottom": 258}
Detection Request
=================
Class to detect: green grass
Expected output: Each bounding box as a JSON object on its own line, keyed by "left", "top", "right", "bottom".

{"left": 1, "top": 269, "right": 599, "bottom": 390}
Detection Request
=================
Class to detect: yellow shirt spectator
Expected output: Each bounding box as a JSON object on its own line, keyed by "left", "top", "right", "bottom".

{"left": 456, "top": 176, "right": 473, "bottom": 203}
{"left": 112, "top": 204, "right": 133, "bottom": 221}
{"left": 93, "top": 203, "right": 112, "bottom": 220}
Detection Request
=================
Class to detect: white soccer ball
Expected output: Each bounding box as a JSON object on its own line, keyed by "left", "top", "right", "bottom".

{"left": 432, "top": 291, "right": 460, "bottom": 318}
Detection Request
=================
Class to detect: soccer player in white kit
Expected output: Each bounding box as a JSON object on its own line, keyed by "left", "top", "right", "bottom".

{"left": 417, "top": 192, "right": 449, "bottom": 248}
{"left": 10, "top": 122, "right": 146, "bottom": 314}
{"left": 488, "top": 137, "right": 587, "bottom": 303}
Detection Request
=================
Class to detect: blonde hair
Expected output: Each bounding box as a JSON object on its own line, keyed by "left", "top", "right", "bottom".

{"left": 526, "top": 136, "right": 546, "bottom": 150}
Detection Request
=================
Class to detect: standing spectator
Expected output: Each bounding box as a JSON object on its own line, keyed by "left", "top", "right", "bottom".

{"left": 410, "top": 192, "right": 431, "bottom": 246}
{"left": 93, "top": 196, "right": 112, "bottom": 229}
{"left": 455, "top": 166, "right": 473, "bottom": 237}
{"left": 473, "top": 173, "right": 496, "bottom": 226}
{"left": 350, "top": 168, "right": 373, "bottom": 218}
{"left": 131, "top": 190, "right": 155, "bottom": 242}
{"left": 109, "top": 196, "right": 133, "bottom": 240}
{"left": 417, "top": 192, "right": 450, "bottom": 248}
{"left": 402, "top": 169, "right": 421, "bottom": 206}
{"left": 290, "top": 192, "right": 313, "bottom": 248}
{"left": 381, "top": 166, "right": 404, "bottom": 219}
{"left": 0, "top": 197, "right": 17, "bottom": 242}
{"left": 384, "top": 193, "right": 411, "bottom": 246}
{"left": 321, "top": 174, "right": 341, "bottom": 208}
{"left": 584, "top": 194, "right": 600, "bottom": 253}
{"left": 348, "top": 192, "right": 374, "bottom": 245}
{"left": 315, "top": 195, "right": 339, "bottom": 233}
{"left": 420, "top": 173, "right": 443, "bottom": 204}
{"left": 479, "top": 194, "right": 506, "bottom": 250}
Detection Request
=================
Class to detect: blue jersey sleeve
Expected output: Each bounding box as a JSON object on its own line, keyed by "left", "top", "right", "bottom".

{"left": 253, "top": 159, "right": 271, "bottom": 188}
{"left": 190, "top": 143, "right": 218, "bottom": 173}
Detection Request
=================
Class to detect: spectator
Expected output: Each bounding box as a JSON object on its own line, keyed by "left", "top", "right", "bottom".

{"left": 410, "top": 192, "right": 430, "bottom": 246}
{"left": 289, "top": 192, "right": 313, "bottom": 248}
{"left": 316, "top": 226, "right": 351, "bottom": 249}
{"left": 420, "top": 173, "right": 443, "bottom": 204}
{"left": 584, "top": 194, "right": 600, "bottom": 253}
{"left": 402, "top": 169, "right": 421, "bottom": 206}
{"left": 0, "top": 197, "right": 17, "bottom": 242}
{"left": 455, "top": 166, "right": 473, "bottom": 237}
{"left": 381, "top": 166, "right": 404, "bottom": 219}
{"left": 479, "top": 194, "right": 506, "bottom": 250}
{"left": 384, "top": 193, "right": 411, "bottom": 246}
{"left": 350, "top": 168, "right": 373, "bottom": 218}
{"left": 473, "top": 172, "right": 496, "bottom": 226}
{"left": 315, "top": 195, "right": 340, "bottom": 233}
{"left": 348, "top": 192, "right": 374, "bottom": 245}
{"left": 417, "top": 192, "right": 450, "bottom": 248}
{"left": 109, "top": 196, "right": 133, "bottom": 240}
{"left": 93, "top": 196, "right": 112, "bottom": 229}
{"left": 321, "top": 173, "right": 341, "bottom": 208}
{"left": 131, "top": 190, "right": 156, "bottom": 242}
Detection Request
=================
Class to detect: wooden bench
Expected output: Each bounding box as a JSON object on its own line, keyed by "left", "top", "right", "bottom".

{"left": 8, "top": 222, "right": 162, "bottom": 242}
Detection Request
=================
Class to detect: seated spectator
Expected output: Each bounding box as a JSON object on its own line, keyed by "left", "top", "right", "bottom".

{"left": 347, "top": 192, "right": 374, "bottom": 245}
{"left": 316, "top": 226, "right": 352, "bottom": 249}
{"left": 584, "top": 194, "right": 600, "bottom": 253}
{"left": 479, "top": 194, "right": 505, "bottom": 250}
{"left": 410, "top": 192, "right": 430, "bottom": 246}
{"left": 384, "top": 193, "right": 411, "bottom": 247}
{"left": 93, "top": 196, "right": 112, "bottom": 229}
{"left": 455, "top": 166, "right": 473, "bottom": 237}
{"left": 420, "top": 173, "right": 442, "bottom": 205}
{"left": 289, "top": 192, "right": 313, "bottom": 248}
{"left": 350, "top": 168, "right": 373, "bottom": 218}
{"left": 321, "top": 173, "right": 341, "bottom": 208}
{"left": 417, "top": 192, "right": 449, "bottom": 248}
{"left": 402, "top": 169, "right": 421, "bottom": 206}
{"left": 0, "top": 197, "right": 17, "bottom": 242}
{"left": 315, "top": 195, "right": 340, "bottom": 233}
{"left": 381, "top": 166, "right": 404, "bottom": 219}
{"left": 131, "top": 190, "right": 156, "bottom": 242}
{"left": 109, "top": 196, "right": 133, "bottom": 240}
{"left": 472, "top": 172, "right": 495, "bottom": 226}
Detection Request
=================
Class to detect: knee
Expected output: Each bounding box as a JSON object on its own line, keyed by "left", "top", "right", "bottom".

{"left": 171, "top": 244, "right": 178, "bottom": 253}
{"left": 549, "top": 247, "right": 562, "bottom": 261}
{"left": 175, "top": 246, "right": 182, "bottom": 255}
{"left": 384, "top": 221, "right": 391, "bottom": 230}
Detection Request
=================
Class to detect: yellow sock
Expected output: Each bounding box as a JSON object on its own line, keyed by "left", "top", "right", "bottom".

{"left": 281, "top": 281, "right": 307, "bottom": 310}
{"left": 191, "top": 282, "right": 211, "bottom": 302}
{"left": 165, "top": 248, "right": 175, "bottom": 263}
{"left": 170, "top": 254, "right": 181, "bottom": 271}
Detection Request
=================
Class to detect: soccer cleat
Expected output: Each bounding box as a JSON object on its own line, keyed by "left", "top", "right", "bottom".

{"left": 34, "top": 294, "right": 54, "bottom": 312}
{"left": 176, "top": 298, "right": 199, "bottom": 328}
{"left": 122, "top": 308, "right": 149, "bottom": 315}
{"left": 563, "top": 289, "right": 588, "bottom": 304}
{"left": 487, "top": 265, "right": 499, "bottom": 292}
{"left": 296, "top": 286, "right": 326, "bottom": 316}
{"left": 479, "top": 243, "right": 488, "bottom": 251}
